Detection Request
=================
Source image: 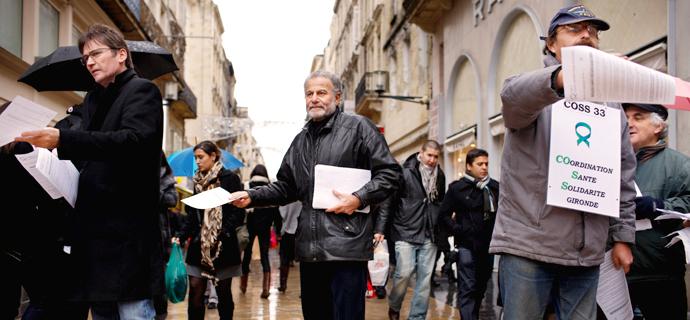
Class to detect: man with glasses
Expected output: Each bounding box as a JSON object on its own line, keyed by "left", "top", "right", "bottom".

{"left": 489, "top": 5, "right": 636, "bottom": 319}
{"left": 17, "top": 24, "right": 164, "bottom": 319}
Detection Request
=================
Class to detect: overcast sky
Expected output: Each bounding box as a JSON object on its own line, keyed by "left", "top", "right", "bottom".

{"left": 215, "top": 0, "right": 335, "bottom": 179}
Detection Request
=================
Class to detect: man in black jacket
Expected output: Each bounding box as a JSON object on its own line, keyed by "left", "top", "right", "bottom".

{"left": 441, "top": 148, "right": 498, "bottom": 320}
{"left": 387, "top": 140, "right": 445, "bottom": 320}
{"left": 16, "top": 24, "right": 163, "bottom": 318}
{"left": 231, "top": 70, "right": 400, "bottom": 320}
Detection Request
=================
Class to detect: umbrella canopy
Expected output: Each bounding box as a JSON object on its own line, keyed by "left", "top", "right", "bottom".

{"left": 18, "top": 40, "right": 178, "bottom": 92}
{"left": 167, "top": 147, "right": 244, "bottom": 177}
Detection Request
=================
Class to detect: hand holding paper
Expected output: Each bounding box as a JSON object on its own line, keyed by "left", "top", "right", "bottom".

{"left": 325, "top": 190, "right": 361, "bottom": 215}
{"left": 312, "top": 164, "right": 371, "bottom": 213}
{"left": 182, "top": 187, "right": 242, "bottom": 210}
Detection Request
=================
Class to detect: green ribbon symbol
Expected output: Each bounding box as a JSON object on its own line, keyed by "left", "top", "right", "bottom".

{"left": 575, "top": 122, "right": 591, "bottom": 147}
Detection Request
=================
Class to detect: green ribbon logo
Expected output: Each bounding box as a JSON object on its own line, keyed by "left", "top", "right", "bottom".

{"left": 575, "top": 122, "right": 591, "bottom": 147}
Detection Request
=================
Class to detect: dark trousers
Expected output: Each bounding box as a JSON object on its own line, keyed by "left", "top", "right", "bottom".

{"left": 300, "top": 261, "right": 367, "bottom": 320}
{"left": 279, "top": 233, "right": 295, "bottom": 267}
{"left": 457, "top": 247, "right": 494, "bottom": 320}
{"left": 242, "top": 225, "right": 271, "bottom": 273}
{"left": 629, "top": 278, "right": 687, "bottom": 320}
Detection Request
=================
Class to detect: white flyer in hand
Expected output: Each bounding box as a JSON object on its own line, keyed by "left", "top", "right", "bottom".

{"left": 561, "top": 45, "right": 676, "bottom": 105}
{"left": 596, "top": 250, "right": 634, "bottom": 320}
{"left": 0, "top": 96, "right": 57, "bottom": 147}
{"left": 15, "top": 147, "right": 79, "bottom": 207}
{"left": 312, "top": 164, "right": 371, "bottom": 213}
{"left": 182, "top": 187, "right": 239, "bottom": 210}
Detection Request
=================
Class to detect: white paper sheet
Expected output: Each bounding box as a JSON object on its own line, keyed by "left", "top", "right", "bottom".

{"left": 665, "top": 227, "right": 690, "bottom": 264}
{"left": 561, "top": 46, "right": 676, "bottom": 105}
{"left": 312, "top": 164, "right": 371, "bottom": 213}
{"left": 15, "top": 147, "right": 79, "bottom": 207}
{"left": 0, "top": 96, "right": 57, "bottom": 147}
{"left": 182, "top": 187, "right": 240, "bottom": 210}
{"left": 655, "top": 208, "right": 690, "bottom": 221}
{"left": 596, "top": 250, "right": 634, "bottom": 320}
{"left": 633, "top": 182, "right": 652, "bottom": 231}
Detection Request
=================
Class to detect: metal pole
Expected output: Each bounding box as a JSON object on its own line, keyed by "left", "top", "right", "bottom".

{"left": 162, "top": 99, "right": 169, "bottom": 153}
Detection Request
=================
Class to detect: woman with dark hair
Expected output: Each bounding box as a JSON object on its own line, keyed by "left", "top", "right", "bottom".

{"left": 239, "top": 164, "right": 282, "bottom": 299}
{"left": 173, "top": 140, "right": 244, "bottom": 320}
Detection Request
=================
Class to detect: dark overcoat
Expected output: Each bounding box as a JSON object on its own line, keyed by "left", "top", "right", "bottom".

{"left": 57, "top": 69, "right": 164, "bottom": 301}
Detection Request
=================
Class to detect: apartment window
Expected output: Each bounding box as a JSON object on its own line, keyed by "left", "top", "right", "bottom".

{"left": 0, "top": 0, "right": 23, "bottom": 56}
{"left": 38, "top": 0, "right": 59, "bottom": 58}
{"left": 72, "top": 26, "right": 81, "bottom": 46}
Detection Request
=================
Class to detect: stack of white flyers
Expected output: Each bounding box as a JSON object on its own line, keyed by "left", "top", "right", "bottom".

{"left": 312, "top": 164, "right": 371, "bottom": 213}
{"left": 15, "top": 147, "right": 79, "bottom": 207}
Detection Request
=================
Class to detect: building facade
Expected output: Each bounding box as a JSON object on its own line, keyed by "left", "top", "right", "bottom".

{"left": 0, "top": 0, "right": 197, "bottom": 156}
{"left": 325, "top": 0, "right": 433, "bottom": 162}
{"left": 404, "top": 0, "right": 687, "bottom": 180}
{"left": 183, "top": 0, "right": 234, "bottom": 147}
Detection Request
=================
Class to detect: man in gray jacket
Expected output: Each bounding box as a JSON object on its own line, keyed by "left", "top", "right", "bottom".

{"left": 488, "top": 5, "right": 636, "bottom": 319}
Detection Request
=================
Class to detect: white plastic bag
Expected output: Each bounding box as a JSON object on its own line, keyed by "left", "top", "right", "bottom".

{"left": 368, "top": 239, "right": 390, "bottom": 286}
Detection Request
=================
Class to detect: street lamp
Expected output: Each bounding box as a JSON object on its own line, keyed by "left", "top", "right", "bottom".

{"left": 366, "top": 70, "right": 429, "bottom": 108}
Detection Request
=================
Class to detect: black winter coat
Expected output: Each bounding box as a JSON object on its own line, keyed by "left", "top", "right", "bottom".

{"left": 180, "top": 169, "right": 245, "bottom": 270}
{"left": 440, "top": 177, "right": 499, "bottom": 254}
{"left": 389, "top": 153, "right": 446, "bottom": 245}
{"left": 248, "top": 109, "right": 401, "bottom": 262}
{"left": 247, "top": 177, "right": 282, "bottom": 234}
{"left": 57, "top": 69, "right": 164, "bottom": 301}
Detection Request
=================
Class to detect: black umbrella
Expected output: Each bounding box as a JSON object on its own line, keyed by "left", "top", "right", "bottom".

{"left": 17, "top": 40, "right": 179, "bottom": 92}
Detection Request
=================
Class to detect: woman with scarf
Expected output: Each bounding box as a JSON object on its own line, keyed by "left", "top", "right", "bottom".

{"left": 440, "top": 148, "right": 499, "bottom": 320}
{"left": 174, "top": 141, "right": 244, "bottom": 320}
{"left": 239, "top": 164, "right": 282, "bottom": 298}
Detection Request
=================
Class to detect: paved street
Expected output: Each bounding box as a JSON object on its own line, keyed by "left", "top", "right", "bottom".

{"left": 166, "top": 248, "right": 502, "bottom": 319}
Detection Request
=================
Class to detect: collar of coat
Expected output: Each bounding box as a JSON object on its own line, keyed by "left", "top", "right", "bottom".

{"left": 304, "top": 107, "right": 341, "bottom": 132}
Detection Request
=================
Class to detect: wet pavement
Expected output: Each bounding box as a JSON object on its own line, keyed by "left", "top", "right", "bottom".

{"left": 167, "top": 248, "right": 502, "bottom": 319}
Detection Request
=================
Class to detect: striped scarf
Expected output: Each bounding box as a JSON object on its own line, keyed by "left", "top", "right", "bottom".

{"left": 193, "top": 161, "right": 224, "bottom": 275}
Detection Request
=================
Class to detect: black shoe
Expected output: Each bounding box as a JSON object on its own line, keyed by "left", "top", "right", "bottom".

{"left": 374, "top": 286, "right": 386, "bottom": 299}
{"left": 388, "top": 308, "right": 400, "bottom": 320}
{"left": 207, "top": 302, "right": 217, "bottom": 309}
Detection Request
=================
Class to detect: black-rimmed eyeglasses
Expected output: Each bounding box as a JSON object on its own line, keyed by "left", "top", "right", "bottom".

{"left": 81, "top": 47, "right": 117, "bottom": 65}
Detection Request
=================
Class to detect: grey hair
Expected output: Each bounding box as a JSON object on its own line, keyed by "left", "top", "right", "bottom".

{"left": 649, "top": 112, "right": 668, "bottom": 140}
{"left": 304, "top": 70, "right": 343, "bottom": 95}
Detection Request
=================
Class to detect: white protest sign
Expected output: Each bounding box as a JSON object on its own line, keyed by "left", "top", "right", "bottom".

{"left": 547, "top": 99, "right": 621, "bottom": 217}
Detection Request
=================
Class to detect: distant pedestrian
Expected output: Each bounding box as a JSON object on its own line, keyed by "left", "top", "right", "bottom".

{"left": 240, "top": 164, "right": 282, "bottom": 299}
{"left": 387, "top": 140, "right": 446, "bottom": 320}
{"left": 173, "top": 140, "right": 244, "bottom": 320}
{"left": 441, "top": 148, "right": 498, "bottom": 320}
{"left": 278, "top": 200, "right": 301, "bottom": 293}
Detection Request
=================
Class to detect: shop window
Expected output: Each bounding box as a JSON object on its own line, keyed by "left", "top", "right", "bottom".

{"left": 0, "top": 0, "right": 23, "bottom": 56}
{"left": 38, "top": 0, "right": 59, "bottom": 58}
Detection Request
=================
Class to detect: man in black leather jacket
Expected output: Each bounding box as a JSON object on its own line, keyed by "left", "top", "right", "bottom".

{"left": 231, "top": 70, "right": 400, "bottom": 320}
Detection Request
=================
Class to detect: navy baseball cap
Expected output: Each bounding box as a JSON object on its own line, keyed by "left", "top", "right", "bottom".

{"left": 623, "top": 103, "right": 668, "bottom": 120}
{"left": 544, "top": 5, "right": 610, "bottom": 38}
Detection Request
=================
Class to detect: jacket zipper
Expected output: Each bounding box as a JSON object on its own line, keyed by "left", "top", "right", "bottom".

{"left": 307, "top": 128, "right": 321, "bottom": 261}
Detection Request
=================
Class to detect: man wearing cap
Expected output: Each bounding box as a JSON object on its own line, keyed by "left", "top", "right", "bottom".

{"left": 623, "top": 103, "right": 690, "bottom": 319}
{"left": 489, "top": 5, "right": 636, "bottom": 319}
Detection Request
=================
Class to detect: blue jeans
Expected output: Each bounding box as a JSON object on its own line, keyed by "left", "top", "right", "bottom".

{"left": 457, "top": 247, "right": 494, "bottom": 320}
{"left": 499, "top": 254, "right": 600, "bottom": 320}
{"left": 388, "top": 239, "right": 437, "bottom": 320}
{"left": 91, "top": 299, "right": 155, "bottom": 320}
